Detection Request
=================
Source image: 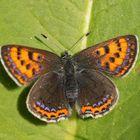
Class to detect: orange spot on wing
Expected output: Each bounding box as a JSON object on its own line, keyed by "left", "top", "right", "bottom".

{"left": 108, "top": 42, "right": 118, "bottom": 53}
{"left": 121, "top": 45, "right": 127, "bottom": 52}
{"left": 97, "top": 48, "right": 105, "bottom": 56}
{"left": 20, "top": 50, "right": 29, "bottom": 60}
{"left": 119, "top": 38, "right": 126, "bottom": 43}
{"left": 114, "top": 58, "right": 123, "bottom": 65}
{"left": 109, "top": 63, "right": 117, "bottom": 71}
{"left": 32, "top": 53, "right": 43, "bottom": 62}
{"left": 11, "top": 47, "right": 17, "bottom": 52}
{"left": 119, "top": 39, "right": 127, "bottom": 52}
{"left": 10, "top": 55, "right": 17, "bottom": 61}
{"left": 10, "top": 52, "right": 18, "bottom": 58}
{"left": 25, "top": 69, "right": 33, "bottom": 78}
{"left": 19, "top": 66, "right": 27, "bottom": 73}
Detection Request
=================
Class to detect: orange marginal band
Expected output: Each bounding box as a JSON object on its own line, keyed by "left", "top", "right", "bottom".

{"left": 33, "top": 104, "right": 69, "bottom": 119}
{"left": 81, "top": 96, "right": 113, "bottom": 114}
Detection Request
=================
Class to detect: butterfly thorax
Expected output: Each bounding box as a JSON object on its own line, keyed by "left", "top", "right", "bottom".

{"left": 62, "top": 52, "right": 79, "bottom": 104}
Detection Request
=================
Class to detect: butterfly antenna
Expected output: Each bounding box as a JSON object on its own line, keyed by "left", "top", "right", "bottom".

{"left": 34, "top": 34, "right": 65, "bottom": 54}
{"left": 34, "top": 35, "right": 57, "bottom": 53}
{"left": 35, "top": 31, "right": 91, "bottom": 54}
{"left": 68, "top": 31, "right": 91, "bottom": 52}
{"left": 41, "top": 33, "right": 47, "bottom": 39}
{"left": 41, "top": 34, "right": 65, "bottom": 52}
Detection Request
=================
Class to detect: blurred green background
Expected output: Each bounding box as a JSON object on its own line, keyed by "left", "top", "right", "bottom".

{"left": 0, "top": 0, "right": 140, "bottom": 140}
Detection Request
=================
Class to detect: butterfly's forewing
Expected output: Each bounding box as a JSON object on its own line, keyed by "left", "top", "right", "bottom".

{"left": 73, "top": 35, "right": 138, "bottom": 77}
{"left": 26, "top": 72, "right": 71, "bottom": 123}
{"left": 75, "top": 69, "right": 118, "bottom": 118}
{"left": 0, "top": 45, "right": 62, "bottom": 86}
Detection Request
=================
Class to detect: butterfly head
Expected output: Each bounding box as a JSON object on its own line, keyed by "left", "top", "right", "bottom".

{"left": 61, "top": 51, "right": 71, "bottom": 59}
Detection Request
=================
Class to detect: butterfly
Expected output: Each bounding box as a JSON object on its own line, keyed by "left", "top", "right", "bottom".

{"left": 0, "top": 35, "right": 138, "bottom": 123}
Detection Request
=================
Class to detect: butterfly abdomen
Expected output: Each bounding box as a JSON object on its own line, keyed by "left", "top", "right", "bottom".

{"left": 63, "top": 57, "right": 79, "bottom": 103}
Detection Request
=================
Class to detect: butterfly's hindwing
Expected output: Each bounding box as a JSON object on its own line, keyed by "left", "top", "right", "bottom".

{"left": 75, "top": 69, "right": 119, "bottom": 118}
{"left": 26, "top": 72, "right": 71, "bottom": 123}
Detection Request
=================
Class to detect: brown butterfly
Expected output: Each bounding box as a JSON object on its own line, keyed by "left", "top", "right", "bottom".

{"left": 0, "top": 35, "right": 138, "bottom": 122}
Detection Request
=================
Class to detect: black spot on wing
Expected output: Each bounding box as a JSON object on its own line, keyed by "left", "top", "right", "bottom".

{"left": 104, "top": 45, "right": 110, "bottom": 54}
{"left": 28, "top": 52, "right": 33, "bottom": 60}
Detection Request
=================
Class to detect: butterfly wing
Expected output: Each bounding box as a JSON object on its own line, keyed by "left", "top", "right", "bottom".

{"left": 73, "top": 35, "right": 138, "bottom": 77}
{"left": 75, "top": 69, "right": 118, "bottom": 118}
{"left": 0, "top": 45, "right": 62, "bottom": 86}
{"left": 26, "top": 72, "right": 71, "bottom": 123}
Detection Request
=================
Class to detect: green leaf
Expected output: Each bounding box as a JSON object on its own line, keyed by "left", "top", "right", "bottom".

{"left": 0, "top": 0, "right": 140, "bottom": 140}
